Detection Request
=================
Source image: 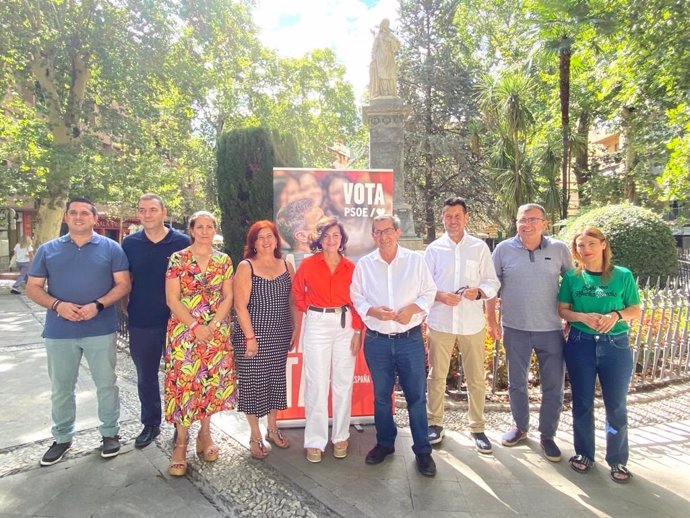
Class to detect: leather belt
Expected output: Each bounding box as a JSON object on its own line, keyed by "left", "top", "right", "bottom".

{"left": 308, "top": 305, "right": 349, "bottom": 327}
{"left": 367, "top": 324, "right": 422, "bottom": 340}
{"left": 307, "top": 305, "right": 348, "bottom": 314}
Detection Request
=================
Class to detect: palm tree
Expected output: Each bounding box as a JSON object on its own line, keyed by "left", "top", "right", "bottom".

{"left": 528, "top": 0, "right": 616, "bottom": 218}
{"left": 478, "top": 70, "right": 537, "bottom": 228}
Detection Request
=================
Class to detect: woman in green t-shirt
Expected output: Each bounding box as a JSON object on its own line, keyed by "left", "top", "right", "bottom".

{"left": 558, "top": 226, "right": 640, "bottom": 484}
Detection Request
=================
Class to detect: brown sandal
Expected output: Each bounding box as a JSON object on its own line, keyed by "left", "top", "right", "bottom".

{"left": 196, "top": 432, "right": 219, "bottom": 462}
{"left": 265, "top": 428, "right": 290, "bottom": 449}
{"left": 168, "top": 443, "right": 188, "bottom": 476}
{"left": 250, "top": 437, "right": 268, "bottom": 459}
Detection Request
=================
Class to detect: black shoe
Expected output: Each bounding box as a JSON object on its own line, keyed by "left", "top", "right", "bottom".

{"left": 40, "top": 441, "right": 71, "bottom": 466}
{"left": 365, "top": 444, "right": 395, "bottom": 465}
{"left": 540, "top": 436, "right": 561, "bottom": 462}
{"left": 415, "top": 453, "right": 437, "bottom": 477}
{"left": 101, "top": 435, "right": 121, "bottom": 458}
{"left": 135, "top": 425, "right": 160, "bottom": 449}
{"left": 10, "top": 288, "right": 20, "bottom": 295}
{"left": 428, "top": 425, "right": 445, "bottom": 445}
{"left": 471, "top": 432, "right": 493, "bottom": 454}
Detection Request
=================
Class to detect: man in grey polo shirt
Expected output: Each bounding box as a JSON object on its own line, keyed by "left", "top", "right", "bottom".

{"left": 487, "top": 203, "right": 572, "bottom": 462}
{"left": 27, "top": 198, "right": 131, "bottom": 466}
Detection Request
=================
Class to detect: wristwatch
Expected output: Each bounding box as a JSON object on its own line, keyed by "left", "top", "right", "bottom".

{"left": 94, "top": 301, "right": 105, "bottom": 312}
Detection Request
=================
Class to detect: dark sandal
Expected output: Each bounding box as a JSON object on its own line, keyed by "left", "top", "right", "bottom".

{"left": 569, "top": 454, "right": 593, "bottom": 473}
{"left": 610, "top": 464, "right": 633, "bottom": 483}
{"left": 265, "top": 428, "right": 290, "bottom": 449}
{"left": 250, "top": 437, "right": 268, "bottom": 459}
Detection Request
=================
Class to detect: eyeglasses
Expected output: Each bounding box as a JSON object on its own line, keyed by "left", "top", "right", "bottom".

{"left": 516, "top": 217, "right": 545, "bottom": 225}
{"left": 372, "top": 227, "right": 396, "bottom": 237}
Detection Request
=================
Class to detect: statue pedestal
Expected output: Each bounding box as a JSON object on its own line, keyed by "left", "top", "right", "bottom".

{"left": 363, "top": 98, "right": 418, "bottom": 240}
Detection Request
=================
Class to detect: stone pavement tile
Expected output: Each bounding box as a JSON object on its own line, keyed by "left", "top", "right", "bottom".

{"left": 459, "top": 483, "right": 523, "bottom": 515}
{"left": 330, "top": 477, "right": 412, "bottom": 518}
{"left": 408, "top": 478, "right": 469, "bottom": 512}
{"left": 400, "top": 511, "right": 474, "bottom": 518}
{"left": 0, "top": 298, "right": 43, "bottom": 348}
{"left": 0, "top": 446, "right": 222, "bottom": 518}
{"left": 403, "top": 451, "right": 461, "bottom": 482}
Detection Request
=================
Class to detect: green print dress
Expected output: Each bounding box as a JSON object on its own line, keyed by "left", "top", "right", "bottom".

{"left": 164, "top": 249, "right": 236, "bottom": 427}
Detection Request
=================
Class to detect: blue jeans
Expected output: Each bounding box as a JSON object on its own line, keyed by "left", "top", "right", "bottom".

{"left": 503, "top": 327, "right": 565, "bottom": 438}
{"left": 12, "top": 261, "right": 30, "bottom": 288}
{"left": 45, "top": 333, "right": 120, "bottom": 443}
{"left": 363, "top": 327, "right": 431, "bottom": 455}
{"left": 128, "top": 325, "right": 166, "bottom": 426}
{"left": 565, "top": 329, "right": 633, "bottom": 466}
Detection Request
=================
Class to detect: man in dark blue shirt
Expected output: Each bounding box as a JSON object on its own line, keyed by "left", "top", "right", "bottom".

{"left": 27, "top": 198, "right": 131, "bottom": 466}
{"left": 122, "top": 194, "right": 190, "bottom": 448}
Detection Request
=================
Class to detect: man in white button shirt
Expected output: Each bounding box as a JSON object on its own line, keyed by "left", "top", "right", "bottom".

{"left": 351, "top": 214, "right": 438, "bottom": 476}
{"left": 424, "top": 197, "right": 500, "bottom": 452}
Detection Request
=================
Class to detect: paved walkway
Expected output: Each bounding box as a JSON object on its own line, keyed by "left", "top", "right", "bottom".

{"left": 1, "top": 285, "right": 689, "bottom": 517}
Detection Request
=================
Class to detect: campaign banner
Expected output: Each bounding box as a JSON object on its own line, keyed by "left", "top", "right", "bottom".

{"left": 273, "top": 168, "right": 393, "bottom": 425}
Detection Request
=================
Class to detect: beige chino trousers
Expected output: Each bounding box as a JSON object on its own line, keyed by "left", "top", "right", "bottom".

{"left": 426, "top": 328, "right": 487, "bottom": 432}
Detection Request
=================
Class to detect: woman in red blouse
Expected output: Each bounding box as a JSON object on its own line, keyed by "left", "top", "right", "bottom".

{"left": 292, "top": 216, "right": 364, "bottom": 463}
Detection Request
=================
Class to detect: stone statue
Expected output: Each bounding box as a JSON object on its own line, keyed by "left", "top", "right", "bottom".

{"left": 369, "top": 19, "right": 401, "bottom": 99}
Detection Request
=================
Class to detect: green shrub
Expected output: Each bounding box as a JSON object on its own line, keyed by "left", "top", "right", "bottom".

{"left": 558, "top": 204, "right": 678, "bottom": 284}
{"left": 215, "top": 127, "right": 300, "bottom": 263}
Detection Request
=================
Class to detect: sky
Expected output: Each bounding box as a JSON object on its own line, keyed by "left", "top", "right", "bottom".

{"left": 252, "top": 0, "right": 399, "bottom": 102}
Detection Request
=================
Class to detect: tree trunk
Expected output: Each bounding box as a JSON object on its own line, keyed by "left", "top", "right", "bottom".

{"left": 559, "top": 46, "right": 571, "bottom": 219}
{"left": 28, "top": 30, "right": 90, "bottom": 244}
{"left": 621, "top": 106, "right": 637, "bottom": 203}
{"left": 573, "top": 110, "right": 590, "bottom": 205}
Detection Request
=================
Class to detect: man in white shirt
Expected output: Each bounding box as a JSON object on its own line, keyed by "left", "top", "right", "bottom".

{"left": 424, "top": 197, "right": 500, "bottom": 452}
{"left": 351, "top": 214, "right": 438, "bottom": 477}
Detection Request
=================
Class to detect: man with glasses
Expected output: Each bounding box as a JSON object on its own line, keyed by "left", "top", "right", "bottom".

{"left": 351, "top": 214, "right": 438, "bottom": 476}
{"left": 27, "top": 198, "right": 131, "bottom": 466}
{"left": 424, "top": 197, "right": 500, "bottom": 452}
{"left": 487, "top": 203, "right": 572, "bottom": 462}
{"left": 122, "top": 194, "right": 190, "bottom": 448}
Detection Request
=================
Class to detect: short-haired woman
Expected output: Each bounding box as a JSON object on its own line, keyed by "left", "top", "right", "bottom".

{"left": 292, "top": 216, "right": 363, "bottom": 462}
{"left": 558, "top": 226, "right": 640, "bottom": 483}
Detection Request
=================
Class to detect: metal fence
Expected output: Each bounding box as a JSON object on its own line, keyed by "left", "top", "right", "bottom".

{"left": 679, "top": 249, "right": 690, "bottom": 289}
{"left": 630, "top": 277, "right": 690, "bottom": 387}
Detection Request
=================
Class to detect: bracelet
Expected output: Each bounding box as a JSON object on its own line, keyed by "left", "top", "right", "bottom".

{"left": 51, "top": 299, "right": 62, "bottom": 312}
{"left": 614, "top": 310, "right": 623, "bottom": 321}
{"left": 245, "top": 335, "right": 256, "bottom": 342}
{"left": 189, "top": 321, "right": 199, "bottom": 331}
{"left": 354, "top": 330, "right": 362, "bottom": 335}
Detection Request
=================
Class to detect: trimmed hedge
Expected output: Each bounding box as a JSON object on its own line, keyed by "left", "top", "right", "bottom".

{"left": 557, "top": 204, "right": 678, "bottom": 284}
{"left": 216, "top": 127, "right": 300, "bottom": 263}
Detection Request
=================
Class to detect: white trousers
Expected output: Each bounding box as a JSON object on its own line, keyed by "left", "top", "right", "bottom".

{"left": 302, "top": 309, "right": 356, "bottom": 450}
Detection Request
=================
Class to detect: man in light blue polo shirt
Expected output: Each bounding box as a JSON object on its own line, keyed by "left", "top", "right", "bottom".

{"left": 487, "top": 203, "right": 572, "bottom": 462}
{"left": 27, "top": 198, "right": 131, "bottom": 466}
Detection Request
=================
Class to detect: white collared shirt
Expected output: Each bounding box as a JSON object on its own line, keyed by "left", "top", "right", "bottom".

{"left": 351, "top": 245, "right": 437, "bottom": 334}
{"left": 425, "top": 232, "right": 500, "bottom": 335}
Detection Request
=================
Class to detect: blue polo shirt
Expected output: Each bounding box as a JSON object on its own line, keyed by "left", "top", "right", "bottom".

{"left": 122, "top": 228, "right": 190, "bottom": 327}
{"left": 29, "top": 233, "right": 130, "bottom": 339}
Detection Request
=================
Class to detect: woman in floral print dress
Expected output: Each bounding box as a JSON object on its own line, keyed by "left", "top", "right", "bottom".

{"left": 164, "top": 211, "right": 236, "bottom": 476}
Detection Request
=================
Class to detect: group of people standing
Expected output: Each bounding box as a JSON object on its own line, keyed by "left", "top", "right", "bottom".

{"left": 25, "top": 192, "right": 640, "bottom": 485}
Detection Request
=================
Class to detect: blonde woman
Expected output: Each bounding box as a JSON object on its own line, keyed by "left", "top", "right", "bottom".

{"left": 558, "top": 226, "right": 640, "bottom": 484}
{"left": 11, "top": 235, "right": 34, "bottom": 294}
